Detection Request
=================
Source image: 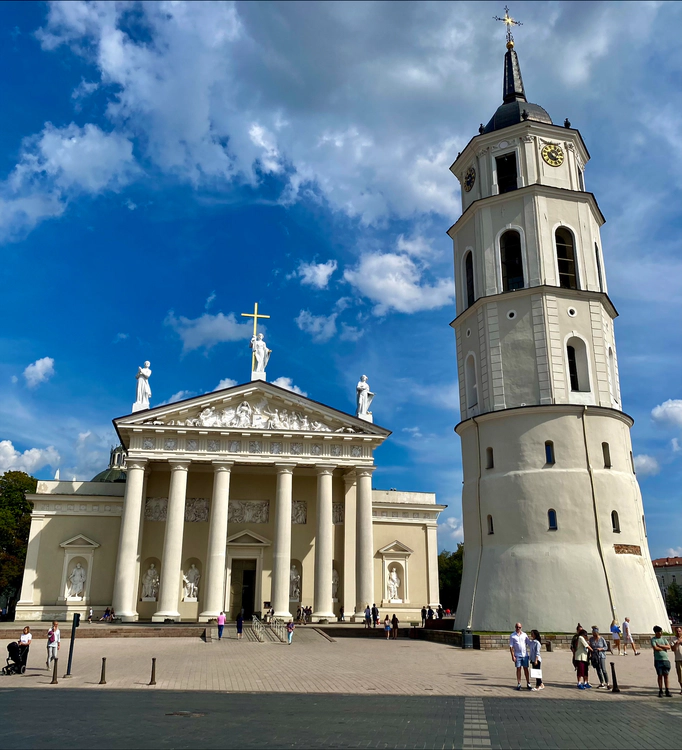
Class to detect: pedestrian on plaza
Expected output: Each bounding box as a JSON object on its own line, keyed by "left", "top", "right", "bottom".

{"left": 364, "top": 604, "right": 371, "bottom": 629}
{"left": 391, "top": 614, "right": 400, "bottom": 640}
{"left": 509, "top": 622, "right": 532, "bottom": 691}
{"left": 236, "top": 612, "right": 244, "bottom": 640}
{"left": 670, "top": 626, "right": 682, "bottom": 695}
{"left": 622, "top": 617, "right": 640, "bottom": 656}
{"left": 437, "top": 605, "right": 444, "bottom": 620}
{"left": 589, "top": 626, "right": 609, "bottom": 688}
{"left": 529, "top": 630, "right": 544, "bottom": 691}
{"left": 610, "top": 619, "right": 622, "bottom": 655}
{"left": 88, "top": 607, "right": 93, "bottom": 624}
{"left": 99, "top": 607, "right": 111, "bottom": 622}
{"left": 427, "top": 606, "right": 435, "bottom": 621}
{"left": 286, "top": 620, "right": 295, "bottom": 645}
{"left": 570, "top": 623, "right": 590, "bottom": 685}
{"left": 384, "top": 615, "right": 391, "bottom": 640}
{"left": 339, "top": 606, "right": 345, "bottom": 622}
{"left": 217, "top": 611, "right": 226, "bottom": 640}
{"left": 574, "top": 628, "right": 593, "bottom": 689}
{"left": 46, "top": 621, "right": 60, "bottom": 670}
{"left": 371, "top": 603, "right": 379, "bottom": 628}
{"left": 421, "top": 606, "right": 427, "bottom": 627}
{"left": 651, "top": 625, "right": 672, "bottom": 697}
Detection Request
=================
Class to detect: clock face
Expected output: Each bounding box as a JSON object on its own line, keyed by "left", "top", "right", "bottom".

{"left": 541, "top": 143, "right": 564, "bottom": 167}
{"left": 464, "top": 166, "right": 476, "bottom": 192}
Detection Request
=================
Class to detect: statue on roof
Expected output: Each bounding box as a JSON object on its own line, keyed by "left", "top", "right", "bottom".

{"left": 132, "top": 361, "right": 152, "bottom": 413}
{"left": 356, "top": 375, "right": 375, "bottom": 423}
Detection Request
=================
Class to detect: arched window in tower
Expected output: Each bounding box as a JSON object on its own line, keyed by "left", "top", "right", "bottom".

{"left": 595, "top": 243, "right": 604, "bottom": 292}
{"left": 464, "top": 251, "right": 475, "bottom": 308}
{"left": 548, "top": 509, "right": 558, "bottom": 531}
{"left": 611, "top": 510, "right": 620, "bottom": 534}
{"left": 500, "top": 230, "right": 524, "bottom": 291}
{"left": 602, "top": 442, "right": 612, "bottom": 469}
{"left": 555, "top": 228, "right": 578, "bottom": 290}
{"left": 487, "top": 515, "right": 494, "bottom": 535}
{"left": 545, "top": 441, "right": 555, "bottom": 465}
{"left": 566, "top": 337, "right": 590, "bottom": 392}
{"left": 608, "top": 347, "right": 618, "bottom": 404}
{"left": 464, "top": 354, "right": 478, "bottom": 412}
{"left": 495, "top": 152, "right": 518, "bottom": 194}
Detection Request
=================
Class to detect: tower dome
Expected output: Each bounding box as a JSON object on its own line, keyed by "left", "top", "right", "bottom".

{"left": 91, "top": 445, "right": 128, "bottom": 482}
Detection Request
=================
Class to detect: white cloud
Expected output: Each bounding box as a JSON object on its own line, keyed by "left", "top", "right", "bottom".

{"left": 438, "top": 516, "right": 464, "bottom": 545}
{"left": 11, "top": 375, "right": 18, "bottom": 384}
{"left": 71, "top": 78, "right": 99, "bottom": 103}
{"left": 652, "top": 399, "right": 682, "bottom": 428}
{"left": 667, "top": 547, "right": 682, "bottom": 558}
{"left": 633, "top": 454, "right": 660, "bottom": 477}
{"left": 344, "top": 251, "right": 453, "bottom": 315}
{"left": 0, "top": 439, "right": 60, "bottom": 474}
{"left": 295, "top": 309, "right": 337, "bottom": 343}
{"left": 270, "top": 376, "right": 307, "bottom": 397}
{"left": 340, "top": 323, "right": 362, "bottom": 342}
{"left": 214, "top": 378, "right": 238, "bottom": 391}
{"left": 296, "top": 259, "right": 338, "bottom": 289}
{"left": 402, "top": 426, "right": 423, "bottom": 439}
{"left": 165, "top": 310, "right": 252, "bottom": 353}
{"left": 396, "top": 234, "right": 433, "bottom": 259}
{"left": 672, "top": 438, "right": 681, "bottom": 453}
{"left": 113, "top": 332, "right": 128, "bottom": 343}
{"left": 23, "top": 357, "right": 55, "bottom": 388}
{"left": 205, "top": 291, "right": 216, "bottom": 309}
{"left": 157, "top": 390, "right": 196, "bottom": 406}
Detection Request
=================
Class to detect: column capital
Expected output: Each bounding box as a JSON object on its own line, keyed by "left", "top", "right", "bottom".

{"left": 127, "top": 458, "right": 148, "bottom": 471}
{"left": 355, "top": 466, "right": 376, "bottom": 478}
{"left": 168, "top": 460, "right": 190, "bottom": 472}
{"left": 275, "top": 462, "right": 296, "bottom": 474}
{"left": 212, "top": 460, "right": 234, "bottom": 472}
{"left": 315, "top": 464, "right": 336, "bottom": 476}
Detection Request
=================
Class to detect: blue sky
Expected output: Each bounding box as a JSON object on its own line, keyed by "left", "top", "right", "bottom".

{"left": 0, "top": 1, "right": 680, "bottom": 558}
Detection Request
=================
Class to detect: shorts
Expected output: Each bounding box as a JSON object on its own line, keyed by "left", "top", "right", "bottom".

{"left": 515, "top": 656, "right": 529, "bottom": 668}
{"left": 654, "top": 661, "right": 671, "bottom": 677}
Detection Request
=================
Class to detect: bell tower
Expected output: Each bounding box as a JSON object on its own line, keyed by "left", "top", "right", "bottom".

{"left": 449, "top": 12, "right": 667, "bottom": 632}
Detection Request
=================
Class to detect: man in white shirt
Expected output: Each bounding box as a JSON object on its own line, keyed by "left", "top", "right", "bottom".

{"left": 509, "top": 622, "right": 532, "bottom": 690}
{"left": 622, "top": 617, "right": 640, "bottom": 656}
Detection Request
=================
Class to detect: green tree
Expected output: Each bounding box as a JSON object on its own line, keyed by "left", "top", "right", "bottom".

{"left": 666, "top": 581, "right": 682, "bottom": 621}
{"left": 0, "top": 471, "right": 37, "bottom": 614}
{"left": 438, "top": 544, "right": 464, "bottom": 611}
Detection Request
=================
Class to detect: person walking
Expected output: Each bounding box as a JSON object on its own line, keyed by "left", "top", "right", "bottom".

{"left": 671, "top": 626, "right": 682, "bottom": 695}
{"left": 217, "top": 611, "right": 226, "bottom": 640}
{"left": 236, "top": 612, "right": 244, "bottom": 640}
{"left": 364, "top": 605, "right": 371, "bottom": 629}
{"left": 371, "top": 604, "right": 379, "bottom": 628}
{"left": 570, "top": 623, "right": 591, "bottom": 686}
{"left": 509, "top": 622, "right": 532, "bottom": 691}
{"left": 46, "top": 621, "right": 60, "bottom": 670}
{"left": 384, "top": 615, "right": 391, "bottom": 640}
{"left": 286, "top": 620, "right": 295, "bottom": 645}
{"left": 339, "top": 606, "right": 344, "bottom": 622}
{"left": 421, "top": 606, "right": 427, "bottom": 627}
{"left": 574, "top": 628, "right": 593, "bottom": 689}
{"left": 589, "top": 626, "right": 609, "bottom": 688}
{"left": 427, "top": 606, "right": 435, "bottom": 621}
{"left": 529, "top": 630, "right": 544, "bottom": 691}
{"left": 88, "top": 607, "right": 93, "bottom": 625}
{"left": 610, "top": 619, "right": 622, "bottom": 655}
{"left": 651, "top": 625, "right": 672, "bottom": 697}
{"left": 622, "top": 617, "right": 640, "bottom": 656}
{"left": 391, "top": 614, "right": 400, "bottom": 640}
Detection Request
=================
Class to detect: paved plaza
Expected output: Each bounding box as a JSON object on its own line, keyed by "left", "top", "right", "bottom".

{"left": 2, "top": 631, "right": 682, "bottom": 748}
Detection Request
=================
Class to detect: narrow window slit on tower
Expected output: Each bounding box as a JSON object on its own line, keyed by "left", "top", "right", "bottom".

{"left": 555, "top": 228, "right": 578, "bottom": 289}
{"left": 602, "top": 442, "right": 611, "bottom": 469}
{"left": 567, "top": 346, "right": 579, "bottom": 391}
{"left": 595, "top": 243, "right": 603, "bottom": 292}
{"left": 500, "top": 230, "right": 524, "bottom": 291}
{"left": 548, "top": 509, "right": 558, "bottom": 531}
{"left": 545, "top": 441, "right": 555, "bottom": 465}
{"left": 486, "top": 447, "right": 494, "bottom": 469}
{"left": 630, "top": 451, "right": 636, "bottom": 473}
{"left": 487, "top": 515, "right": 494, "bottom": 535}
{"left": 465, "top": 251, "right": 475, "bottom": 308}
{"left": 611, "top": 510, "right": 620, "bottom": 533}
{"left": 496, "top": 152, "right": 517, "bottom": 194}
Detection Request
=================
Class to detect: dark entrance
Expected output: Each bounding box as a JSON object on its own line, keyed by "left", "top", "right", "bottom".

{"left": 229, "top": 559, "right": 257, "bottom": 618}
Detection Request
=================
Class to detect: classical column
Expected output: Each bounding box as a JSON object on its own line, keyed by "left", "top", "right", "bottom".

{"left": 199, "top": 461, "right": 233, "bottom": 621}
{"left": 112, "top": 459, "right": 147, "bottom": 621}
{"left": 313, "top": 465, "right": 335, "bottom": 620}
{"left": 153, "top": 461, "right": 189, "bottom": 621}
{"left": 426, "top": 523, "right": 440, "bottom": 607}
{"left": 342, "top": 471, "right": 357, "bottom": 620}
{"left": 355, "top": 467, "right": 375, "bottom": 615}
{"left": 271, "top": 463, "right": 294, "bottom": 618}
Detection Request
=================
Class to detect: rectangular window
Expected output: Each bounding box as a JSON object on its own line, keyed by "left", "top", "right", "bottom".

{"left": 545, "top": 441, "right": 555, "bottom": 465}
{"left": 602, "top": 442, "right": 611, "bottom": 469}
{"left": 578, "top": 170, "right": 585, "bottom": 191}
{"left": 496, "top": 153, "right": 518, "bottom": 194}
{"left": 486, "top": 447, "right": 494, "bottom": 470}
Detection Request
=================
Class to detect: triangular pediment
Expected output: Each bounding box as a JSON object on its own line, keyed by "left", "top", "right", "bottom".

{"left": 226, "top": 530, "right": 271, "bottom": 546}
{"left": 377, "top": 540, "right": 414, "bottom": 556}
{"left": 114, "top": 380, "right": 390, "bottom": 439}
{"left": 60, "top": 534, "right": 100, "bottom": 549}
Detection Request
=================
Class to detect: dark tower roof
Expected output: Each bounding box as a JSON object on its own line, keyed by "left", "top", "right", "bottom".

{"left": 483, "top": 42, "right": 552, "bottom": 134}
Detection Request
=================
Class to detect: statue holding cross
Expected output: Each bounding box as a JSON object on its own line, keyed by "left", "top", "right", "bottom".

{"left": 241, "top": 302, "right": 272, "bottom": 380}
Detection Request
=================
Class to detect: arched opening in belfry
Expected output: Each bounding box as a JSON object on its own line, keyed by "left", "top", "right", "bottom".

{"left": 465, "top": 354, "right": 478, "bottom": 412}
{"left": 500, "top": 230, "right": 524, "bottom": 291}
{"left": 465, "top": 251, "right": 475, "bottom": 308}
{"left": 555, "top": 227, "right": 578, "bottom": 290}
{"left": 566, "top": 337, "right": 590, "bottom": 392}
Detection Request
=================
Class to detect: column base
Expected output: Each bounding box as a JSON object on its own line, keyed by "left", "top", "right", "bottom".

{"left": 117, "top": 612, "right": 139, "bottom": 622}
{"left": 152, "top": 611, "right": 181, "bottom": 622}
{"left": 198, "top": 611, "right": 220, "bottom": 622}
{"left": 274, "top": 609, "right": 292, "bottom": 619}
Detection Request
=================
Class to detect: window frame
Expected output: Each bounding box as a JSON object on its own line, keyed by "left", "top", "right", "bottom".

{"left": 463, "top": 249, "right": 475, "bottom": 309}
{"left": 611, "top": 510, "right": 620, "bottom": 533}
{"left": 548, "top": 509, "right": 558, "bottom": 531}
{"left": 498, "top": 228, "right": 527, "bottom": 293}
{"left": 554, "top": 226, "right": 579, "bottom": 290}
{"left": 545, "top": 440, "right": 555, "bottom": 466}
{"left": 487, "top": 515, "right": 494, "bottom": 535}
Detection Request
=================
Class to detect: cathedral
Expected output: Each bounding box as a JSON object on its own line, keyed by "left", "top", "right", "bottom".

{"left": 449, "top": 13, "right": 667, "bottom": 632}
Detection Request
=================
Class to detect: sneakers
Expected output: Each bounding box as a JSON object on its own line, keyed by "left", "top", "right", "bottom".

{"left": 531, "top": 687, "right": 538, "bottom": 691}
{"left": 635, "top": 651, "right": 641, "bottom": 656}
{"left": 584, "top": 683, "right": 592, "bottom": 689}
{"left": 515, "top": 684, "right": 522, "bottom": 691}
{"left": 665, "top": 690, "right": 673, "bottom": 697}
{"left": 537, "top": 685, "right": 545, "bottom": 690}
{"left": 578, "top": 684, "right": 586, "bottom": 690}
{"left": 527, "top": 684, "right": 532, "bottom": 690}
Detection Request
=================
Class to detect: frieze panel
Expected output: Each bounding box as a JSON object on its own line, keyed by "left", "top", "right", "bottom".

{"left": 292, "top": 500, "right": 307, "bottom": 524}
{"left": 185, "top": 497, "right": 209, "bottom": 522}
{"left": 186, "top": 439, "right": 198, "bottom": 451}
{"left": 145, "top": 497, "right": 210, "bottom": 522}
{"left": 145, "top": 497, "right": 167, "bottom": 521}
{"left": 228, "top": 500, "right": 269, "bottom": 524}
{"left": 332, "top": 503, "right": 344, "bottom": 525}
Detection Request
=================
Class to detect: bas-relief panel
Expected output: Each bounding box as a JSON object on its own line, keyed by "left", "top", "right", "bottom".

{"left": 144, "top": 497, "right": 209, "bottom": 522}
{"left": 292, "top": 501, "right": 307, "bottom": 524}
{"left": 228, "top": 500, "right": 269, "bottom": 524}
{"left": 332, "top": 503, "right": 344, "bottom": 525}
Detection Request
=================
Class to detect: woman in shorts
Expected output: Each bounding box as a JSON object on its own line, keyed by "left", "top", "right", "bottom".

{"left": 610, "top": 619, "right": 622, "bottom": 655}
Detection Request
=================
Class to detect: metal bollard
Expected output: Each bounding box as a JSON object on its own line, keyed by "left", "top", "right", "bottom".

{"left": 99, "top": 657, "right": 107, "bottom": 685}
{"left": 148, "top": 657, "right": 156, "bottom": 686}
{"left": 50, "top": 658, "right": 59, "bottom": 685}
{"left": 610, "top": 661, "right": 620, "bottom": 693}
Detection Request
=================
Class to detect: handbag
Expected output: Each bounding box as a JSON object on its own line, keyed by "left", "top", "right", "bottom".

{"left": 530, "top": 666, "right": 542, "bottom": 680}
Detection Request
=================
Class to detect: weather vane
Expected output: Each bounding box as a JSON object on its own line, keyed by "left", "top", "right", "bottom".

{"left": 494, "top": 6, "right": 522, "bottom": 48}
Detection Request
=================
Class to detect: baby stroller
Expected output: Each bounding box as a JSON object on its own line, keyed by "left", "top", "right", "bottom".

{"left": 2, "top": 641, "right": 29, "bottom": 675}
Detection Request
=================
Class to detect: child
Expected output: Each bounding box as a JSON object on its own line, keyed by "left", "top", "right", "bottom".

{"left": 286, "top": 620, "right": 295, "bottom": 645}
{"left": 529, "top": 630, "right": 544, "bottom": 691}
{"left": 651, "top": 625, "right": 672, "bottom": 698}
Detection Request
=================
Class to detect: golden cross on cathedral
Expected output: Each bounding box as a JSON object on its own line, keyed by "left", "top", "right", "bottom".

{"left": 241, "top": 302, "right": 270, "bottom": 371}
{"left": 494, "top": 5, "right": 522, "bottom": 47}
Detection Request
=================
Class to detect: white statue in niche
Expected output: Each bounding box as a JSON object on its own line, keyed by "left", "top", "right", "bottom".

{"left": 289, "top": 564, "right": 301, "bottom": 601}
{"left": 141, "top": 563, "right": 160, "bottom": 600}
{"left": 67, "top": 562, "right": 87, "bottom": 599}
{"left": 332, "top": 569, "right": 339, "bottom": 600}
{"left": 387, "top": 567, "right": 401, "bottom": 602}
{"left": 183, "top": 564, "right": 201, "bottom": 600}
{"left": 132, "top": 361, "right": 152, "bottom": 412}
{"left": 356, "top": 375, "right": 374, "bottom": 422}
{"left": 250, "top": 333, "right": 271, "bottom": 373}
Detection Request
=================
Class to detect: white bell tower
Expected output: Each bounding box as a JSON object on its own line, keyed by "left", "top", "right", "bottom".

{"left": 450, "top": 18, "right": 667, "bottom": 632}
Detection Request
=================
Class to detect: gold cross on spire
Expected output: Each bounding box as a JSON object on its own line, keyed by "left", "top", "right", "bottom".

{"left": 241, "top": 302, "right": 270, "bottom": 371}
{"left": 494, "top": 5, "right": 522, "bottom": 48}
